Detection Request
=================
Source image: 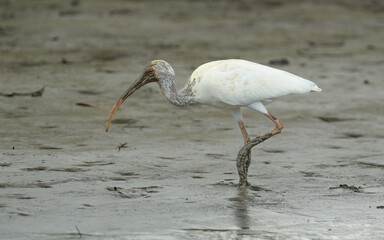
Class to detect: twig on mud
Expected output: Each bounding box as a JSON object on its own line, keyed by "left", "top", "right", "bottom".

{"left": 113, "top": 186, "right": 131, "bottom": 198}
{"left": 117, "top": 143, "right": 128, "bottom": 151}
{"left": 0, "top": 86, "right": 45, "bottom": 97}
{"left": 75, "top": 225, "right": 82, "bottom": 238}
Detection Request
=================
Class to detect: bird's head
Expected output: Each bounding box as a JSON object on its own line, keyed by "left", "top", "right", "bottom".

{"left": 105, "top": 60, "right": 174, "bottom": 132}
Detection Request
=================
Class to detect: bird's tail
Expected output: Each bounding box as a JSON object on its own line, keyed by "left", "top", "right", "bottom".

{"left": 310, "top": 86, "right": 322, "bottom": 92}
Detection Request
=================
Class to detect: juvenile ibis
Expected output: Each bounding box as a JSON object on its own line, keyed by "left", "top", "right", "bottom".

{"left": 105, "top": 59, "right": 321, "bottom": 187}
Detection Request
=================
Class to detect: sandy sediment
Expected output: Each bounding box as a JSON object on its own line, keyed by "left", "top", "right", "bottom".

{"left": 1, "top": 1, "right": 384, "bottom": 239}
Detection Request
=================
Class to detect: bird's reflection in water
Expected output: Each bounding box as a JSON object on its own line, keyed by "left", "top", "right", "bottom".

{"left": 230, "top": 189, "right": 257, "bottom": 238}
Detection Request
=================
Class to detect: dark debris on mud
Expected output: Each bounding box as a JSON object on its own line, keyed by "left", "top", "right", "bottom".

{"left": 0, "top": 86, "right": 45, "bottom": 97}
{"left": 107, "top": 186, "right": 162, "bottom": 199}
{"left": 329, "top": 184, "right": 364, "bottom": 193}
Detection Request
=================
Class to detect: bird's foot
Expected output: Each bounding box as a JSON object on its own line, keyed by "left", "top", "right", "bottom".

{"left": 238, "top": 179, "right": 250, "bottom": 190}
{"left": 264, "top": 127, "right": 283, "bottom": 137}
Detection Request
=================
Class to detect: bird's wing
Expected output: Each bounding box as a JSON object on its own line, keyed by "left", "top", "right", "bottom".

{"left": 191, "top": 59, "right": 318, "bottom": 107}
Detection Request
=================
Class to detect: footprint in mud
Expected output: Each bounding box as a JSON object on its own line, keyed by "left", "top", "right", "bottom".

{"left": 21, "top": 166, "right": 88, "bottom": 173}
{"left": 189, "top": 170, "right": 209, "bottom": 174}
{"left": 111, "top": 118, "right": 138, "bottom": 125}
{"left": 308, "top": 40, "right": 345, "bottom": 47}
{"left": 109, "top": 8, "right": 132, "bottom": 16}
{"left": 111, "top": 171, "right": 140, "bottom": 181}
{"left": 215, "top": 127, "right": 232, "bottom": 131}
{"left": 157, "top": 156, "right": 176, "bottom": 160}
{"left": 4, "top": 194, "right": 36, "bottom": 200}
{"left": 205, "top": 153, "right": 226, "bottom": 159}
{"left": 154, "top": 164, "right": 168, "bottom": 168}
{"left": 77, "top": 161, "right": 115, "bottom": 167}
{"left": 262, "top": 149, "right": 285, "bottom": 153}
{"left": 327, "top": 145, "right": 343, "bottom": 149}
{"left": 115, "top": 171, "right": 140, "bottom": 177}
{"left": 191, "top": 175, "right": 204, "bottom": 179}
{"left": 106, "top": 186, "right": 162, "bottom": 199}
{"left": 269, "top": 58, "right": 290, "bottom": 66}
{"left": 188, "top": 169, "right": 209, "bottom": 179}
{"left": 21, "top": 166, "right": 47, "bottom": 171}
{"left": 9, "top": 211, "right": 31, "bottom": 217}
{"left": 317, "top": 116, "right": 352, "bottom": 122}
{"left": 340, "top": 133, "right": 364, "bottom": 139}
{"left": 49, "top": 167, "right": 88, "bottom": 172}
{"left": 110, "top": 118, "right": 147, "bottom": 129}
{"left": 39, "top": 146, "right": 63, "bottom": 150}
{"left": 34, "top": 183, "right": 53, "bottom": 188}
{"left": 0, "top": 182, "right": 52, "bottom": 188}
{"left": 77, "top": 89, "right": 102, "bottom": 95}
{"left": 39, "top": 125, "right": 58, "bottom": 129}
{"left": 90, "top": 50, "right": 129, "bottom": 62}
{"left": 357, "top": 162, "right": 384, "bottom": 169}
{"left": 300, "top": 171, "right": 322, "bottom": 177}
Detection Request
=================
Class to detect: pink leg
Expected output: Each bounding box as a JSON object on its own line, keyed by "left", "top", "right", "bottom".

{"left": 237, "top": 113, "right": 284, "bottom": 141}
{"left": 237, "top": 120, "right": 251, "bottom": 144}
{"left": 264, "top": 113, "right": 284, "bottom": 136}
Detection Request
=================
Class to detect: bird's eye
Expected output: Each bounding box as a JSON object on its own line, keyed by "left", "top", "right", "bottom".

{"left": 147, "top": 68, "right": 155, "bottom": 74}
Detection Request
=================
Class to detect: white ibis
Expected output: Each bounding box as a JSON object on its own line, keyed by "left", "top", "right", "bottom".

{"left": 105, "top": 59, "right": 321, "bottom": 186}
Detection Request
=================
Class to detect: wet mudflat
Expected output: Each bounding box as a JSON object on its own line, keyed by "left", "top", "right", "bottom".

{"left": 1, "top": 1, "right": 384, "bottom": 239}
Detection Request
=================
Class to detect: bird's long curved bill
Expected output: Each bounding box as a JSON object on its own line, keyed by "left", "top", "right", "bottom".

{"left": 105, "top": 75, "right": 146, "bottom": 132}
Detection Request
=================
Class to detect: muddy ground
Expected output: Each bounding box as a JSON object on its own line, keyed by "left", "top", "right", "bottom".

{"left": 1, "top": 0, "right": 384, "bottom": 239}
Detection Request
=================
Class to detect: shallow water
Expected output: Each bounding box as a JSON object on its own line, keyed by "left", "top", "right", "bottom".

{"left": 1, "top": 1, "right": 384, "bottom": 239}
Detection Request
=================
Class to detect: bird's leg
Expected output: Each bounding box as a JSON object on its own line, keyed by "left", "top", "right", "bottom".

{"left": 263, "top": 113, "right": 284, "bottom": 136}
{"left": 238, "top": 120, "right": 252, "bottom": 173}
{"left": 237, "top": 120, "right": 252, "bottom": 187}
{"left": 245, "top": 150, "right": 251, "bottom": 178}
{"left": 237, "top": 146, "right": 251, "bottom": 188}
{"left": 237, "top": 120, "right": 250, "bottom": 144}
{"left": 236, "top": 112, "right": 284, "bottom": 189}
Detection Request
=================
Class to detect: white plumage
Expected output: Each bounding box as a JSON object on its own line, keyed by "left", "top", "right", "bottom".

{"left": 190, "top": 59, "right": 320, "bottom": 110}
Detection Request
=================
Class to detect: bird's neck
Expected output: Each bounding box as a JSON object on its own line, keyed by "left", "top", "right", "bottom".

{"left": 158, "top": 74, "right": 198, "bottom": 107}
